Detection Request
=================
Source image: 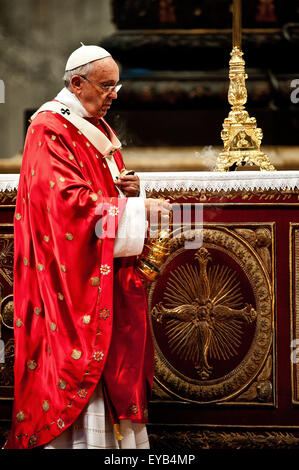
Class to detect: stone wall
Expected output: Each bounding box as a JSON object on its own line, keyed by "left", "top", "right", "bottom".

{"left": 0, "top": 0, "right": 115, "bottom": 159}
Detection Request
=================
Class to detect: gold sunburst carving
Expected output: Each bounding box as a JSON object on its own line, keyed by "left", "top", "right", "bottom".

{"left": 152, "top": 247, "right": 257, "bottom": 379}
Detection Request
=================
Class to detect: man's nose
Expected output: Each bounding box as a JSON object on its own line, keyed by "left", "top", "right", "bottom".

{"left": 109, "top": 89, "right": 118, "bottom": 99}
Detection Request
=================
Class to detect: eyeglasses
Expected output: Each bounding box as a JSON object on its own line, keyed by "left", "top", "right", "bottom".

{"left": 79, "top": 75, "right": 122, "bottom": 93}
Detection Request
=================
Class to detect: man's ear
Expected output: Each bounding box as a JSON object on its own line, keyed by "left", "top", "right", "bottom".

{"left": 70, "top": 75, "right": 82, "bottom": 92}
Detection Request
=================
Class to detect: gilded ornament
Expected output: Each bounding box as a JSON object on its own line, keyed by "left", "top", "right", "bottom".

{"left": 49, "top": 181, "right": 55, "bottom": 188}
{"left": 57, "top": 418, "right": 65, "bottom": 429}
{"left": 15, "top": 318, "right": 23, "bottom": 328}
{"left": 93, "top": 350, "right": 104, "bottom": 361}
{"left": 37, "top": 263, "right": 44, "bottom": 271}
{"left": 214, "top": 17, "right": 275, "bottom": 171}
{"left": 23, "top": 257, "right": 28, "bottom": 266}
{"left": 61, "top": 265, "right": 66, "bottom": 272}
{"left": 58, "top": 379, "right": 67, "bottom": 390}
{"left": 71, "top": 349, "right": 82, "bottom": 360}
{"left": 77, "top": 388, "right": 88, "bottom": 399}
{"left": 99, "top": 308, "right": 110, "bottom": 319}
{"left": 127, "top": 403, "right": 139, "bottom": 415}
{"left": 43, "top": 235, "right": 50, "bottom": 242}
{"left": 27, "top": 360, "right": 37, "bottom": 370}
{"left": 42, "top": 400, "right": 50, "bottom": 412}
{"left": 29, "top": 435, "right": 37, "bottom": 446}
{"left": 16, "top": 411, "right": 25, "bottom": 422}
{"left": 34, "top": 307, "right": 41, "bottom": 316}
{"left": 15, "top": 213, "right": 21, "bottom": 221}
{"left": 90, "top": 193, "right": 98, "bottom": 202}
{"left": 57, "top": 292, "right": 64, "bottom": 301}
{"left": 83, "top": 315, "right": 91, "bottom": 325}
{"left": 148, "top": 226, "right": 273, "bottom": 403}
{"left": 152, "top": 247, "right": 257, "bottom": 380}
{"left": 90, "top": 276, "right": 100, "bottom": 286}
{"left": 65, "top": 232, "right": 73, "bottom": 241}
{"left": 50, "top": 322, "right": 57, "bottom": 331}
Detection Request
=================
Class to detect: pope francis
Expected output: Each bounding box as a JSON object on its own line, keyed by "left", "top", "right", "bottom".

{"left": 4, "top": 44, "right": 170, "bottom": 449}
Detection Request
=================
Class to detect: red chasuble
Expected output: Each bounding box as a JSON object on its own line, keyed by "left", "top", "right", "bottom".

{"left": 4, "top": 110, "right": 154, "bottom": 449}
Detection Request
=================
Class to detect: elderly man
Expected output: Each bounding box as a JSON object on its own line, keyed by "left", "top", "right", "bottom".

{"left": 4, "top": 45, "right": 170, "bottom": 449}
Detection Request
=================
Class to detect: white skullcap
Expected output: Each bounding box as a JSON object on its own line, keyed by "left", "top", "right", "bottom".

{"left": 65, "top": 43, "right": 111, "bottom": 71}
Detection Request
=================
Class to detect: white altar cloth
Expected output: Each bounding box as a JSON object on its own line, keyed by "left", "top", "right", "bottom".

{"left": 1, "top": 171, "right": 299, "bottom": 193}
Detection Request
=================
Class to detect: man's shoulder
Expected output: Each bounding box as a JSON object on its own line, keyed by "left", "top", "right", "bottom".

{"left": 29, "top": 106, "right": 67, "bottom": 135}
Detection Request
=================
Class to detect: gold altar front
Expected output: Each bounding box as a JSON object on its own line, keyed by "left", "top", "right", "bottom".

{"left": 140, "top": 170, "right": 299, "bottom": 450}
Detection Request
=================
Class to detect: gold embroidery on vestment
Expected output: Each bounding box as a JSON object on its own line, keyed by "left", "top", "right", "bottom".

{"left": 58, "top": 379, "right": 67, "bottom": 390}
{"left": 16, "top": 318, "right": 23, "bottom": 328}
{"left": 42, "top": 400, "right": 50, "bottom": 412}
{"left": 61, "top": 265, "right": 66, "bottom": 272}
{"left": 90, "top": 276, "right": 100, "bottom": 286}
{"left": 65, "top": 233, "right": 73, "bottom": 241}
{"left": 83, "top": 315, "right": 91, "bottom": 325}
{"left": 50, "top": 322, "right": 57, "bottom": 331}
{"left": 57, "top": 292, "right": 64, "bottom": 300}
{"left": 43, "top": 235, "right": 49, "bottom": 242}
{"left": 16, "top": 411, "right": 25, "bottom": 422}
{"left": 34, "top": 307, "right": 41, "bottom": 316}
{"left": 37, "top": 263, "right": 44, "bottom": 271}
{"left": 27, "top": 360, "right": 37, "bottom": 370}
{"left": 71, "top": 349, "right": 82, "bottom": 360}
{"left": 90, "top": 193, "right": 98, "bottom": 202}
{"left": 15, "top": 213, "right": 21, "bottom": 220}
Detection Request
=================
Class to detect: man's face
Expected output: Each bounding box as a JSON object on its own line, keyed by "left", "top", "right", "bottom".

{"left": 71, "top": 57, "right": 120, "bottom": 119}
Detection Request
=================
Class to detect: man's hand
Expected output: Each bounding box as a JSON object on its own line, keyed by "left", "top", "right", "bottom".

{"left": 115, "top": 174, "right": 140, "bottom": 197}
{"left": 144, "top": 198, "right": 172, "bottom": 222}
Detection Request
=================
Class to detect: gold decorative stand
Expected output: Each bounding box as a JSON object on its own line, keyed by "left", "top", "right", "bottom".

{"left": 214, "top": 0, "right": 276, "bottom": 172}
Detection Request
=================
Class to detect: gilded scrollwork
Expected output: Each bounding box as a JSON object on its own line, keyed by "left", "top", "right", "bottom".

{"left": 148, "top": 428, "right": 299, "bottom": 450}
{"left": 145, "top": 188, "right": 299, "bottom": 202}
{"left": 148, "top": 225, "right": 274, "bottom": 404}
{"left": 0, "top": 338, "right": 15, "bottom": 386}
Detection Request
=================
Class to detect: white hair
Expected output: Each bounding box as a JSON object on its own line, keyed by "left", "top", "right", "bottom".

{"left": 63, "top": 62, "right": 94, "bottom": 89}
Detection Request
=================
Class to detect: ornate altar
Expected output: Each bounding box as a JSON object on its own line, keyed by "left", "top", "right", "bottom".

{"left": 136, "top": 170, "right": 299, "bottom": 450}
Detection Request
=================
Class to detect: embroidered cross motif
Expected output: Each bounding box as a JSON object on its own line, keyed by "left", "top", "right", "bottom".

{"left": 61, "top": 108, "right": 70, "bottom": 115}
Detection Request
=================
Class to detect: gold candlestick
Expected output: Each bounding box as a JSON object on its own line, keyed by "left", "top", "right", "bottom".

{"left": 214, "top": 0, "right": 276, "bottom": 171}
{"left": 233, "top": 0, "right": 242, "bottom": 49}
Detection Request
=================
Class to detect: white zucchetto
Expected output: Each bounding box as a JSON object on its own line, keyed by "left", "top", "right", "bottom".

{"left": 65, "top": 44, "right": 111, "bottom": 71}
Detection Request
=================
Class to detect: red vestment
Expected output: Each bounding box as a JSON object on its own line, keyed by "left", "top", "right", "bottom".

{"left": 4, "top": 110, "right": 154, "bottom": 449}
